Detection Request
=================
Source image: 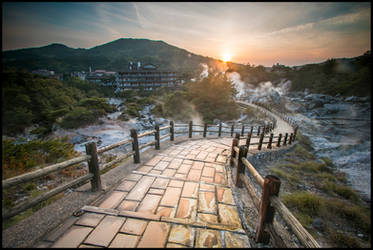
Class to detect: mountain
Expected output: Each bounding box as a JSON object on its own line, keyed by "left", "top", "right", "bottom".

{"left": 2, "top": 38, "right": 221, "bottom": 75}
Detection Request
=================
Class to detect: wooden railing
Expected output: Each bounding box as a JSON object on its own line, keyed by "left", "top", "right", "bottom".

{"left": 2, "top": 119, "right": 273, "bottom": 220}
{"left": 230, "top": 136, "right": 320, "bottom": 248}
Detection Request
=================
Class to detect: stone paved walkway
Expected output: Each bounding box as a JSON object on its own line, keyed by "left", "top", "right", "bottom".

{"left": 49, "top": 138, "right": 252, "bottom": 248}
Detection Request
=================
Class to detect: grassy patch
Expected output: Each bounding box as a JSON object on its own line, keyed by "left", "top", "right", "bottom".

{"left": 270, "top": 167, "right": 300, "bottom": 185}
{"left": 320, "top": 181, "right": 360, "bottom": 202}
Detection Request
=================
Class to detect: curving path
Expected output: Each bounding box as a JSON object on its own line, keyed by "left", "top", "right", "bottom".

{"left": 37, "top": 103, "right": 294, "bottom": 248}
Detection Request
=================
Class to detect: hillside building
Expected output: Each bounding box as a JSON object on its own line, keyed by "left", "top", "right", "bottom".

{"left": 117, "top": 62, "right": 180, "bottom": 91}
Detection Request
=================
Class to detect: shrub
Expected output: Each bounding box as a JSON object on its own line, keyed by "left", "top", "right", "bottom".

{"left": 60, "top": 107, "right": 97, "bottom": 129}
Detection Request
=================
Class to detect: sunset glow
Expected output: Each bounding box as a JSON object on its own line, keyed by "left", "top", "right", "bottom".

{"left": 222, "top": 53, "right": 232, "bottom": 62}
{"left": 2, "top": 2, "right": 371, "bottom": 66}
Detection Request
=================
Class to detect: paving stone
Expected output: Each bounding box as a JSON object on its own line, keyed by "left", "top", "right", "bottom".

{"left": 149, "top": 169, "right": 162, "bottom": 175}
{"left": 198, "top": 191, "right": 217, "bottom": 214}
{"left": 120, "top": 218, "right": 148, "bottom": 235}
{"left": 191, "top": 161, "right": 204, "bottom": 170}
{"left": 196, "top": 152, "right": 208, "bottom": 160}
{"left": 202, "top": 167, "right": 215, "bottom": 178}
{"left": 214, "top": 172, "right": 226, "bottom": 185}
{"left": 177, "top": 164, "right": 191, "bottom": 174}
{"left": 214, "top": 164, "right": 224, "bottom": 173}
{"left": 118, "top": 200, "right": 139, "bottom": 211}
{"left": 224, "top": 231, "right": 251, "bottom": 248}
{"left": 145, "top": 155, "right": 163, "bottom": 166}
{"left": 109, "top": 233, "right": 139, "bottom": 248}
{"left": 174, "top": 173, "right": 187, "bottom": 179}
{"left": 168, "top": 159, "right": 183, "bottom": 169}
{"left": 162, "top": 168, "right": 176, "bottom": 177}
{"left": 125, "top": 176, "right": 155, "bottom": 201}
{"left": 181, "top": 182, "right": 199, "bottom": 198}
{"left": 201, "top": 176, "right": 214, "bottom": 183}
{"left": 152, "top": 177, "right": 170, "bottom": 189}
{"left": 216, "top": 187, "right": 235, "bottom": 205}
{"left": 116, "top": 180, "right": 136, "bottom": 192}
{"left": 216, "top": 155, "right": 226, "bottom": 163}
{"left": 148, "top": 188, "right": 165, "bottom": 195}
{"left": 185, "top": 153, "right": 197, "bottom": 159}
{"left": 136, "top": 166, "right": 153, "bottom": 174}
{"left": 137, "top": 194, "right": 162, "bottom": 214}
{"left": 205, "top": 156, "right": 216, "bottom": 162}
{"left": 199, "top": 183, "right": 215, "bottom": 192}
{"left": 168, "top": 180, "right": 184, "bottom": 188}
{"left": 175, "top": 198, "right": 197, "bottom": 221}
{"left": 75, "top": 213, "right": 105, "bottom": 227}
{"left": 162, "top": 156, "right": 173, "bottom": 162}
{"left": 190, "top": 149, "right": 200, "bottom": 155}
{"left": 45, "top": 216, "right": 79, "bottom": 242}
{"left": 137, "top": 221, "right": 171, "bottom": 248}
{"left": 84, "top": 216, "right": 125, "bottom": 247}
{"left": 168, "top": 224, "right": 195, "bottom": 247}
{"left": 125, "top": 173, "right": 143, "bottom": 181}
{"left": 160, "top": 187, "right": 182, "bottom": 207}
{"left": 182, "top": 159, "right": 193, "bottom": 165}
{"left": 218, "top": 204, "right": 241, "bottom": 228}
{"left": 166, "top": 243, "right": 187, "bottom": 248}
{"left": 197, "top": 213, "right": 218, "bottom": 224}
{"left": 157, "top": 206, "right": 176, "bottom": 218}
{"left": 53, "top": 226, "right": 93, "bottom": 248}
{"left": 78, "top": 244, "right": 102, "bottom": 248}
{"left": 196, "top": 229, "right": 222, "bottom": 248}
{"left": 154, "top": 161, "right": 170, "bottom": 171}
{"left": 187, "top": 169, "right": 202, "bottom": 181}
{"left": 98, "top": 191, "right": 127, "bottom": 209}
{"left": 169, "top": 150, "right": 182, "bottom": 156}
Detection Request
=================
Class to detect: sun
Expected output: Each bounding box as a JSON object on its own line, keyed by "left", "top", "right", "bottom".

{"left": 222, "top": 53, "right": 232, "bottom": 62}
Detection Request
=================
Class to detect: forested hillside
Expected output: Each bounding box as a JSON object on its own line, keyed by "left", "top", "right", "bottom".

{"left": 2, "top": 38, "right": 218, "bottom": 75}
{"left": 2, "top": 70, "right": 116, "bottom": 136}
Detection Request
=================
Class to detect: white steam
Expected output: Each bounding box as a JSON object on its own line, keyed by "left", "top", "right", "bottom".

{"left": 200, "top": 63, "right": 209, "bottom": 79}
{"left": 226, "top": 72, "right": 247, "bottom": 98}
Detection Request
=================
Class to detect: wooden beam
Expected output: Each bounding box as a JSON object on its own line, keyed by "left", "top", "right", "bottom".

{"left": 255, "top": 175, "right": 281, "bottom": 244}
{"left": 270, "top": 196, "right": 321, "bottom": 248}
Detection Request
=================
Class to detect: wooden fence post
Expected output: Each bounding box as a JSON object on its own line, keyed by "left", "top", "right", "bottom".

{"left": 267, "top": 133, "right": 274, "bottom": 149}
{"left": 288, "top": 133, "right": 293, "bottom": 145}
{"left": 277, "top": 133, "right": 282, "bottom": 147}
{"left": 283, "top": 133, "right": 288, "bottom": 146}
{"left": 246, "top": 132, "right": 252, "bottom": 148}
{"left": 235, "top": 145, "right": 248, "bottom": 187}
{"left": 218, "top": 122, "right": 222, "bottom": 137}
{"left": 170, "top": 120, "right": 174, "bottom": 141}
{"left": 85, "top": 142, "right": 102, "bottom": 192}
{"left": 235, "top": 132, "right": 240, "bottom": 141}
{"left": 250, "top": 125, "right": 254, "bottom": 135}
{"left": 231, "top": 123, "right": 235, "bottom": 137}
{"left": 155, "top": 124, "right": 160, "bottom": 150}
{"left": 230, "top": 138, "right": 239, "bottom": 166}
{"left": 258, "top": 131, "right": 265, "bottom": 150}
{"left": 255, "top": 175, "right": 281, "bottom": 244}
{"left": 189, "top": 121, "right": 193, "bottom": 138}
{"left": 257, "top": 126, "right": 261, "bottom": 136}
{"left": 241, "top": 124, "right": 245, "bottom": 137}
{"left": 293, "top": 127, "right": 298, "bottom": 142}
{"left": 203, "top": 123, "right": 207, "bottom": 137}
{"left": 130, "top": 129, "right": 140, "bottom": 163}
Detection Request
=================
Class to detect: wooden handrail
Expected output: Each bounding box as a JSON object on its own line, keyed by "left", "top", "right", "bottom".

{"left": 138, "top": 129, "right": 156, "bottom": 138}
{"left": 2, "top": 155, "right": 91, "bottom": 189}
{"left": 241, "top": 157, "right": 264, "bottom": 188}
{"left": 270, "top": 196, "right": 321, "bottom": 248}
{"left": 97, "top": 138, "right": 133, "bottom": 154}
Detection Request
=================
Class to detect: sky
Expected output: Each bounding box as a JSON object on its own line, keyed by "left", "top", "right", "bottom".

{"left": 2, "top": 2, "right": 371, "bottom": 66}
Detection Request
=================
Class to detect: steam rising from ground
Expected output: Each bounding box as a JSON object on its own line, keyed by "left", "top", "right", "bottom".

{"left": 199, "top": 63, "right": 209, "bottom": 79}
